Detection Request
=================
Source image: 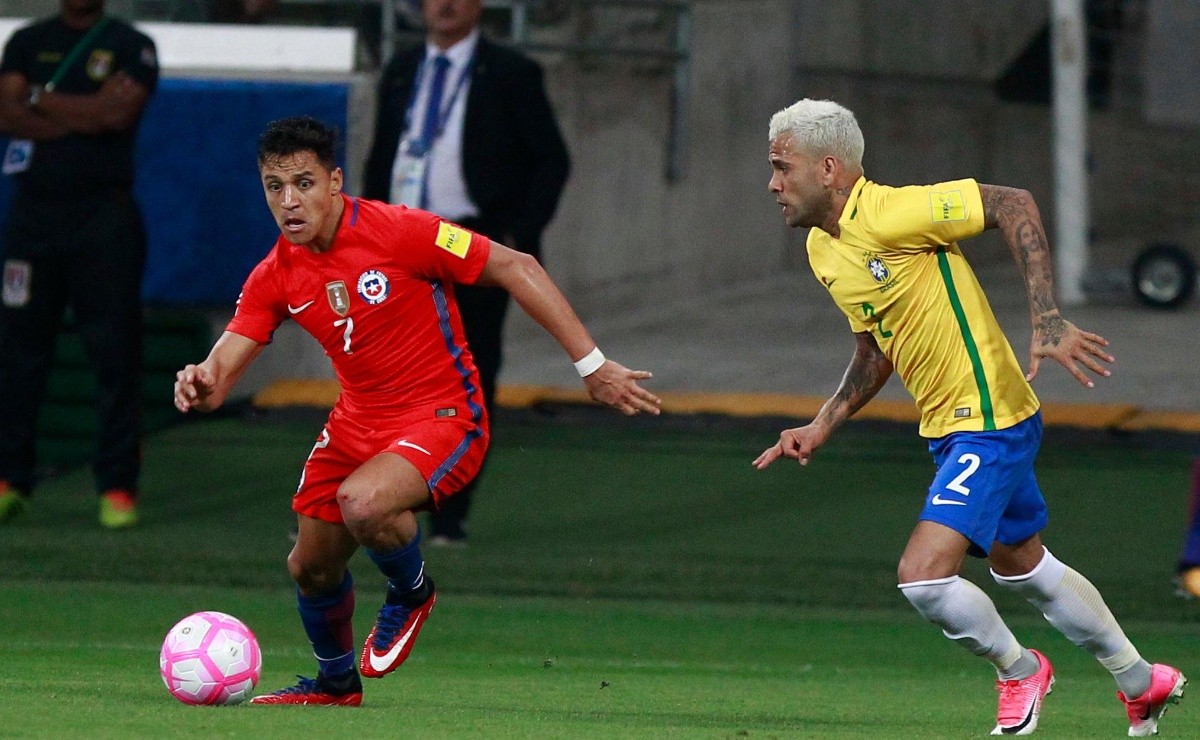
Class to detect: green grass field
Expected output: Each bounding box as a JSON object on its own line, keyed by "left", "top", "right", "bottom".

{"left": 1, "top": 410, "right": 1198, "bottom": 737}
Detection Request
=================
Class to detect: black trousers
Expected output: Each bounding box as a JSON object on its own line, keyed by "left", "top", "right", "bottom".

{"left": 0, "top": 188, "right": 145, "bottom": 496}
{"left": 429, "top": 217, "right": 531, "bottom": 536}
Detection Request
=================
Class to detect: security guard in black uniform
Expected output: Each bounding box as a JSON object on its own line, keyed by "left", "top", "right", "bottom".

{"left": 0, "top": 0, "right": 158, "bottom": 528}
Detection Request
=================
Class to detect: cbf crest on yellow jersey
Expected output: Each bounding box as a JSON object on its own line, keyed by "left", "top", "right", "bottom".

{"left": 806, "top": 177, "right": 1039, "bottom": 438}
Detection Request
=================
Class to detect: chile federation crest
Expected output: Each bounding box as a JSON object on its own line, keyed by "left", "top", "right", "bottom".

{"left": 357, "top": 270, "right": 390, "bottom": 305}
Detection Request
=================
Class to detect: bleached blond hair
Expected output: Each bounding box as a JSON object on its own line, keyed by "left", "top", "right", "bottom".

{"left": 768, "top": 99, "right": 864, "bottom": 168}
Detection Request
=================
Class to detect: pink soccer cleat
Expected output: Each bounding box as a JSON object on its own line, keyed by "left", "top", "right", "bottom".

{"left": 992, "top": 649, "right": 1055, "bottom": 735}
{"left": 1119, "top": 663, "right": 1187, "bottom": 737}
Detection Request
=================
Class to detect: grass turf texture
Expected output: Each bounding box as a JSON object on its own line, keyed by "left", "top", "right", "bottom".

{"left": 1, "top": 410, "right": 1198, "bottom": 737}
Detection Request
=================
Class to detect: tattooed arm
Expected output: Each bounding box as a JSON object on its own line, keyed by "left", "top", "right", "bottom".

{"left": 754, "top": 332, "right": 892, "bottom": 469}
{"left": 978, "top": 183, "right": 1114, "bottom": 387}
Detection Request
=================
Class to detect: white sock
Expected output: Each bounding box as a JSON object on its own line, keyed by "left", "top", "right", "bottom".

{"left": 899, "top": 575, "right": 1031, "bottom": 678}
{"left": 992, "top": 547, "right": 1151, "bottom": 697}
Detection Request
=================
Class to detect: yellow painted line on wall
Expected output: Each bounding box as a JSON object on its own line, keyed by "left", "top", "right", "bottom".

{"left": 253, "top": 378, "right": 342, "bottom": 408}
{"left": 1117, "top": 410, "right": 1200, "bottom": 434}
{"left": 1038, "top": 402, "right": 1142, "bottom": 430}
{"left": 252, "top": 380, "right": 1200, "bottom": 435}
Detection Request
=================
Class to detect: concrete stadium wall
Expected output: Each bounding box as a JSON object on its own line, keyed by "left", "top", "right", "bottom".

{"left": 523, "top": 0, "right": 1198, "bottom": 315}
{"left": 534, "top": 0, "right": 795, "bottom": 312}
{"left": 18, "top": 0, "right": 1187, "bottom": 395}
{"left": 225, "top": 0, "right": 1200, "bottom": 396}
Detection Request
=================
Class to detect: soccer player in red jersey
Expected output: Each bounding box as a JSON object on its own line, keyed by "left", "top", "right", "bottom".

{"left": 173, "top": 117, "right": 660, "bottom": 706}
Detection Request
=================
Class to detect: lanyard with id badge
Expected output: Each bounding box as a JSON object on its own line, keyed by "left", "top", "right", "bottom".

{"left": 3, "top": 17, "right": 111, "bottom": 176}
{"left": 389, "top": 53, "right": 473, "bottom": 208}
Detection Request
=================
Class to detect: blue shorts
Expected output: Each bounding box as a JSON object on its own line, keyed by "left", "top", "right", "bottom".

{"left": 920, "top": 411, "right": 1048, "bottom": 557}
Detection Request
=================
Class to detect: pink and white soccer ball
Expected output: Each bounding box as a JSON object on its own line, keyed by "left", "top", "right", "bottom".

{"left": 159, "top": 611, "right": 262, "bottom": 705}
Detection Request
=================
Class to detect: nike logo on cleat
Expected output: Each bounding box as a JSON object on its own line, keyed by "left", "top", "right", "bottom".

{"left": 368, "top": 617, "right": 424, "bottom": 673}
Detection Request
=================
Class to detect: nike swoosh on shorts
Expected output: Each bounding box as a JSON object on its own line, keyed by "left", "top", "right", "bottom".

{"left": 930, "top": 494, "right": 967, "bottom": 506}
{"left": 396, "top": 440, "right": 433, "bottom": 456}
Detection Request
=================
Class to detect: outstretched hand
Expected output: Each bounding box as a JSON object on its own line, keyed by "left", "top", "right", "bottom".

{"left": 174, "top": 364, "right": 217, "bottom": 413}
{"left": 753, "top": 424, "right": 827, "bottom": 470}
{"left": 583, "top": 361, "right": 661, "bottom": 416}
{"left": 1027, "top": 313, "right": 1114, "bottom": 388}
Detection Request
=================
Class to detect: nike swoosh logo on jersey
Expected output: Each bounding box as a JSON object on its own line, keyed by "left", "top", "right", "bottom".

{"left": 930, "top": 494, "right": 967, "bottom": 506}
{"left": 396, "top": 440, "right": 432, "bottom": 456}
{"left": 287, "top": 300, "right": 316, "bottom": 314}
{"left": 368, "top": 615, "right": 425, "bottom": 673}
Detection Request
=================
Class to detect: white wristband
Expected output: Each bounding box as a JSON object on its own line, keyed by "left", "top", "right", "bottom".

{"left": 573, "top": 347, "right": 606, "bottom": 377}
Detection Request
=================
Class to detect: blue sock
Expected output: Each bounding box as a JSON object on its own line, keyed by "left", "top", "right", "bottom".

{"left": 365, "top": 531, "right": 427, "bottom": 600}
{"left": 296, "top": 571, "right": 356, "bottom": 677}
{"left": 1180, "top": 460, "right": 1200, "bottom": 569}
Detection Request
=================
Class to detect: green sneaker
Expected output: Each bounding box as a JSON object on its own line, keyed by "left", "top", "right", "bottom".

{"left": 0, "top": 486, "right": 28, "bottom": 523}
{"left": 99, "top": 489, "right": 138, "bottom": 529}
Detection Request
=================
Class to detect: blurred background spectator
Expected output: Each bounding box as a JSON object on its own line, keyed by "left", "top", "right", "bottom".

{"left": 0, "top": 0, "right": 158, "bottom": 528}
{"left": 207, "top": 0, "right": 280, "bottom": 24}
{"left": 363, "top": 0, "right": 569, "bottom": 547}
{"left": 1175, "top": 458, "right": 1200, "bottom": 598}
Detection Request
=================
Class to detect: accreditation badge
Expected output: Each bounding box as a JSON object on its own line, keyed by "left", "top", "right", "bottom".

{"left": 2, "top": 259, "right": 31, "bottom": 307}
{"left": 388, "top": 139, "right": 429, "bottom": 208}
{"left": 2, "top": 139, "right": 33, "bottom": 175}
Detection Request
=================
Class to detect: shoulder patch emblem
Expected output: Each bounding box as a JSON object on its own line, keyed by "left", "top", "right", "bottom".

{"left": 87, "top": 49, "right": 114, "bottom": 81}
{"left": 434, "top": 222, "right": 471, "bottom": 258}
{"left": 930, "top": 190, "right": 966, "bottom": 223}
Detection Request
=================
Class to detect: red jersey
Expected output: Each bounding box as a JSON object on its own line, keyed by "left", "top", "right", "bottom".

{"left": 227, "top": 196, "right": 492, "bottom": 421}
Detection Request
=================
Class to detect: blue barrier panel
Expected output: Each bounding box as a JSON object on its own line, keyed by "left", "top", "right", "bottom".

{"left": 0, "top": 76, "right": 351, "bottom": 306}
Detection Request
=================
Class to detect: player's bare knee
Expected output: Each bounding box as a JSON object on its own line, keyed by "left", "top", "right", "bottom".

{"left": 989, "top": 537, "right": 1046, "bottom": 577}
{"left": 897, "top": 559, "right": 920, "bottom": 584}
{"left": 897, "top": 553, "right": 956, "bottom": 584}
{"left": 286, "top": 550, "right": 341, "bottom": 593}
{"left": 335, "top": 480, "right": 381, "bottom": 530}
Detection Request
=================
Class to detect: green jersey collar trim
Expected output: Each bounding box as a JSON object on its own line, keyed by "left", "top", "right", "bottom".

{"left": 842, "top": 176, "right": 866, "bottom": 223}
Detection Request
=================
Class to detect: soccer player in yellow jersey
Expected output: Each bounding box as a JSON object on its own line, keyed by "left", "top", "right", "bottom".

{"left": 755, "top": 99, "right": 1185, "bottom": 736}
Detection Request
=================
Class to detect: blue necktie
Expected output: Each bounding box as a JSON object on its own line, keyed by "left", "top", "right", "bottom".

{"left": 418, "top": 55, "right": 451, "bottom": 153}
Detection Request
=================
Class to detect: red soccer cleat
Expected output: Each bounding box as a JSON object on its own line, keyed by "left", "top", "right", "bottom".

{"left": 0, "top": 481, "right": 28, "bottom": 524}
{"left": 992, "top": 649, "right": 1055, "bottom": 735}
{"left": 250, "top": 674, "right": 362, "bottom": 706}
{"left": 99, "top": 489, "right": 138, "bottom": 529}
{"left": 359, "top": 586, "right": 436, "bottom": 678}
{"left": 1119, "top": 663, "right": 1187, "bottom": 737}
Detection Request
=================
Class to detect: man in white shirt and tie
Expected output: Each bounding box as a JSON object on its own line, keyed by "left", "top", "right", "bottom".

{"left": 365, "top": 0, "right": 570, "bottom": 546}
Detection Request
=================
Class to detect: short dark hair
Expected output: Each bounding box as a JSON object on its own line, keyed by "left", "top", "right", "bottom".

{"left": 257, "top": 116, "right": 339, "bottom": 171}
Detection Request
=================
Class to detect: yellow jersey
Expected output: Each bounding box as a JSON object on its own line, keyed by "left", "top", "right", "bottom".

{"left": 806, "top": 177, "right": 1039, "bottom": 438}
